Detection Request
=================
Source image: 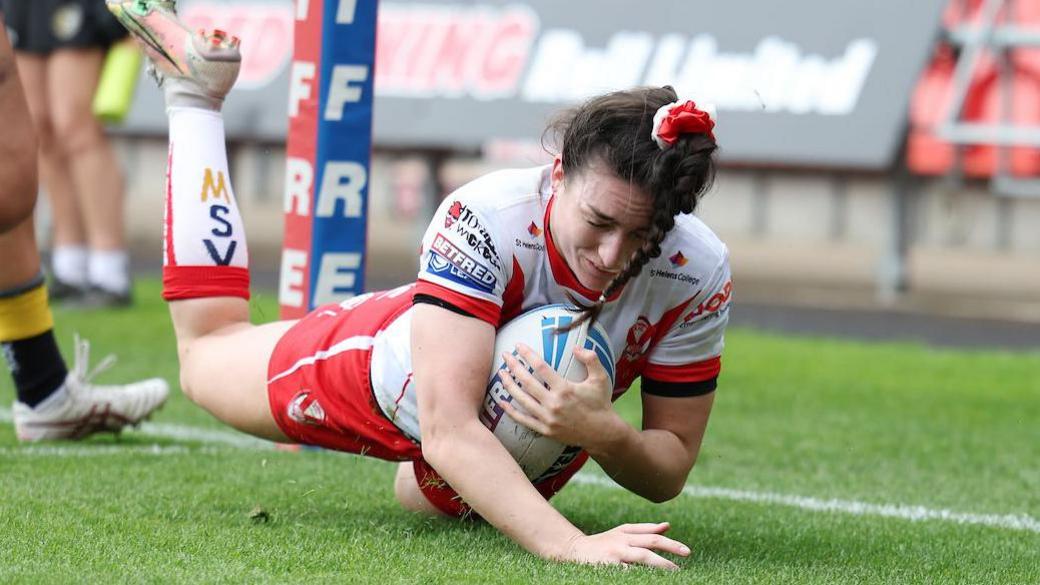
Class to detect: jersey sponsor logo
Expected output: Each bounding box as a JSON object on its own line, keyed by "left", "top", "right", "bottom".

{"left": 444, "top": 201, "right": 501, "bottom": 269}
{"left": 649, "top": 268, "right": 700, "bottom": 286}
{"left": 514, "top": 237, "right": 544, "bottom": 251}
{"left": 428, "top": 233, "right": 498, "bottom": 293}
{"left": 515, "top": 221, "right": 545, "bottom": 251}
{"left": 681, "top": 280, "right": 733, "bottom": 327}
{"left": 287, "top": 391, "right": 326, "bottom": 426}
{"left": 444, "top": 200, "right": 465, "bottom": 228}
{"left": 648, "top": 250, "right": 699, "bottom": 284}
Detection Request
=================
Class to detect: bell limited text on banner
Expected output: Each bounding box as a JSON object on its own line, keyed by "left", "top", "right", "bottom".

{"left": 281, "top": 0, "right": 377, "bottom": 318}
{"left": 117, "top": 0, "right": 945, "bottom": 171}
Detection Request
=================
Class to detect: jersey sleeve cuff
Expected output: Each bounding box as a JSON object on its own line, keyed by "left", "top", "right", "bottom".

{"left": 414, "top": 280, "right": 500, "bottom": 326}
{"left": 642, "top": 376, "right": 717, "bottom": 397}
{"left": 643, "top": 356, "right": 721, "bottom": 383}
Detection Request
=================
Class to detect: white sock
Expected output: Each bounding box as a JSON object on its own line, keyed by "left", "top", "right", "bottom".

{"left": 52, "top": 246, "right": 88, "bottom": 286}
{"left": 165, "top": 107, "right": 248, "bottom": 269}
{"left": 88, "top": 249, "right": 130, "bottom": 294}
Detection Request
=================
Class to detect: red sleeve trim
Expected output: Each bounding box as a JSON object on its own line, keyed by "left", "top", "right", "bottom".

{"left": 643, "top": 356, "right": 721, "bottom": 383}
{"left": 162, "top": 266, "right": 250, "bottom": 301}
{"left": 414, "top": 280, "right": 500, "bottom": 326}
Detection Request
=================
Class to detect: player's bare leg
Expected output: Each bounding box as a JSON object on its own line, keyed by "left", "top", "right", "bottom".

{"left": 47, "top": 48, "right": 130, "bottom": 301}
{"left": 0, "top": 32, "right": 39, "bottom": 236}
{"left": 13, "top": 50, "right": 90, "bottom": 298}
{"left": 1, "top": 22, "right": 167, "bottom": 441}
{"left": 0, "top": 36, "right": 44, "bottom": 278}
{"left": 107, "top": 0, "right": 288, "bottom": 441}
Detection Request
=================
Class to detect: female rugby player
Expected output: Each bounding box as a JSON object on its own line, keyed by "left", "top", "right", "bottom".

{"left": 107, "top": 0, "right": 731, "bottom": 570}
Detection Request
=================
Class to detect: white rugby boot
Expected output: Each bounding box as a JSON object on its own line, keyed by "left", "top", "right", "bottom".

{"left": 12, "top": 335, "right": 169, "bottom": 441}
{"left": 106, "top": 0, "right": 241, "bottom": 110}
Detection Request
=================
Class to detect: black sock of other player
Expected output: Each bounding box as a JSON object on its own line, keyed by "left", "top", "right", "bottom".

{"left": 1, "top": 330, "right": 68, "bottom": 408}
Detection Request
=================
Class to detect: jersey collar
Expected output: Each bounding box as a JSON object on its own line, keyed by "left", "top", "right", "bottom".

{"left": 543, "top": 195, "right": 626, "bottom": 303}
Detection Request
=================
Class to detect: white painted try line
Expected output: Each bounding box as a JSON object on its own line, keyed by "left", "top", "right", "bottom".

{"left": 137, "top": 422, "right": 274, "bottom": 449}
{"left": 3, "top": 406, "right": 1038, "bottom": 534}
{"left": 0, "top": 407, "right": 274, "bottom": 450}
{"left": 571, "top": 475, "right": 1040, "bottom": 534}
{"left": 0, "top": 445, "right": 233, "bottom": 457}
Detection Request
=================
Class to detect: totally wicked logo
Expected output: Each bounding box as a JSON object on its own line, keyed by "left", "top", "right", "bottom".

{"left": 443, "top": 202, "right": 500, "bottom": 269}
{"left": 444, "top": 201, "right": 464, "bottom": 228}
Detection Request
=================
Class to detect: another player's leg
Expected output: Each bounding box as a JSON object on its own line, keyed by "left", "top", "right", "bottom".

{"left": 106, "top": 0, "right": 288, "bottom": 441}
{"left": 47, "top": 48, "right": 131, "bottom": 304}
{"left": 13, "top": 51, "right": 90, "bottom": 299}
{"left": 0, "top": 23, "right": 167, "bottom": 441}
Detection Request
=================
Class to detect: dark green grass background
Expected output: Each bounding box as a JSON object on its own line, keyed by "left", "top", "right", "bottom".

{"left": 1, "top": 280, "right": 1038, "bottom": 583}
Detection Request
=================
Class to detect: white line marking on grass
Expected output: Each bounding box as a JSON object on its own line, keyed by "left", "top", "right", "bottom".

{"left": 4, "top": 407, "right": 1038, "bottom": 534}
{"left": 0, "top": 407, "right": 274, "bottom": 450}
{"left": 136, "top": 422, "right": 275, "bottom": 449}
{"left": 570, "top": 475, "right": 1040, "bottom": 534}
{"left": 0, "top": 445, "right": 233, "bottom": 457}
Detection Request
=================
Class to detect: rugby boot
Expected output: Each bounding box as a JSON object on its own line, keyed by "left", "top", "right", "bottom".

{"left": 106, "top": 0, "right": 241, "bottom": 110}
{"left": 47, "top": 277, "right": 88, "bottom": 303}
{"left": 12, "top": 334, "right": 169, "bottom": 441}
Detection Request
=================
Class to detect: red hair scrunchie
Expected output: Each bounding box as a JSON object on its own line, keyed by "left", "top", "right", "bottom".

{"left": 651, "top": 100, "right": 717, "bottom": 149}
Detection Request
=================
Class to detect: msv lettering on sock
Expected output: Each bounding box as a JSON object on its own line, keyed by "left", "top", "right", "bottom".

{"left": 200, "top": 168, "right": 238, "bottom": 266}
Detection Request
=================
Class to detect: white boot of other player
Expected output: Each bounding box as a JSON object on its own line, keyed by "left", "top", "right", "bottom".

{"left": 12, "top": 335, "right": 169, "bottom": 441}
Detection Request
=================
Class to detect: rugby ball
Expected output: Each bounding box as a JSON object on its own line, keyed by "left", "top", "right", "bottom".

{"left": 479, "top": 304, "right": 616, "bottom": 482}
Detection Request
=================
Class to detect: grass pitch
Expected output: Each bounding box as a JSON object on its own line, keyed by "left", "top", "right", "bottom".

{"left": 1, "top": 279, "right": 1038, "bottom": 584}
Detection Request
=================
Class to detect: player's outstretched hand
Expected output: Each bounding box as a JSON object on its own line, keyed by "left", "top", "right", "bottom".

{"left": 558, "top": 522, "right": 690, "bottom": 570}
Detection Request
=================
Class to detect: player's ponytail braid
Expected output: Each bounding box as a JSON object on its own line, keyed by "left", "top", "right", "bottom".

{"left": 551, "top": 87, "right": 718, "bottom": 330}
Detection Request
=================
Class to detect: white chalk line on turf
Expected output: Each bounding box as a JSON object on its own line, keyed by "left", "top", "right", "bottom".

{"left": 0, "top": 406, "right": 274, "bottom": 450}
{"left": 571, "top": 475, "right": 1040, "bottom": 534}
{"left": 0, "top": 444, "right": 234, "bottom": 457}
{"left": 2, "top": 407, "right": 1038, "bottom": 534}
{"left": 136, "top": 421, "right": 274, "bottom": 449}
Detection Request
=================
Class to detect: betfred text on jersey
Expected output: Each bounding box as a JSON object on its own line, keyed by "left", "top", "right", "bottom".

{"left": 429, "top": 233, "right": 498, "bottom": 293}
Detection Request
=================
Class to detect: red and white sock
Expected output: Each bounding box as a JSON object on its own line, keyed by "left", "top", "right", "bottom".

{"left": 162, "top": 107, "right": 249, "bottom": 301}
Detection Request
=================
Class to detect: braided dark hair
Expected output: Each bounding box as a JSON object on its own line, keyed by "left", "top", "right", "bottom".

{"left": 545, "top": 86, "right": 718, "bottom": 329}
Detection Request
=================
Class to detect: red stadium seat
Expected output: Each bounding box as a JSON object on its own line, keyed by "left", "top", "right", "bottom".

{"left": 907, "top": 0, "right": 1040, "bottom": 178}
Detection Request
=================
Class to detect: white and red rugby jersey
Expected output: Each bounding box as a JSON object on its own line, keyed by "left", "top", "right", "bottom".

{"left": 367, "top": 165, "right": 732, "bottom": 442}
